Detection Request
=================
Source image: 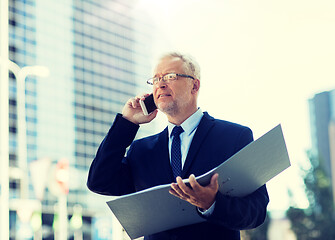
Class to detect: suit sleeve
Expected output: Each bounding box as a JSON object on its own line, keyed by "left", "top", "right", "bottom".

{"left": 86, "top": 114, "right": 139, "bottom": 196}
{"left": 203, "top": 127, "right": 269, "bottom": 230}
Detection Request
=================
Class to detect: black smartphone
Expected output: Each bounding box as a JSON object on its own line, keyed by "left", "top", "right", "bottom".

{"left": 139, "top": 94, "right": 157, "bottom": 115}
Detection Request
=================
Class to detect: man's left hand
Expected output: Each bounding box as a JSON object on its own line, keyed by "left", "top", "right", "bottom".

{"left": 169, "top": 173, "right": 219, "bottom": 210}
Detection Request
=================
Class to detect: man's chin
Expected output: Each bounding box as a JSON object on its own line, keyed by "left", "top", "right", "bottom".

{"left": 157, "top": 102, "right": 176, "bottom": 115}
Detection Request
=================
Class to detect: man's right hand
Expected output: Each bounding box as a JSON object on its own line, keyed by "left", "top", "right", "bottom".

{"left": 122, "top": 94, "right": 158, "bottom": 125}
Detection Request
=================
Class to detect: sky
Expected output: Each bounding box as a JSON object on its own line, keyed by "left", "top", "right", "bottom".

{"left": 135, "top": 0, "right": 335, "bottom": 212}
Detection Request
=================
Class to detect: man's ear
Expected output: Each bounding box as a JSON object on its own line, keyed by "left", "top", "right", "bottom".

{"left": 192, "top": 79, "right": 200, "bottom": 94}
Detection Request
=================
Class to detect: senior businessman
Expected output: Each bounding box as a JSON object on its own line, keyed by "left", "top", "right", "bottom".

{"left": 87, "top": 52, "right": 269, "bottom": 240}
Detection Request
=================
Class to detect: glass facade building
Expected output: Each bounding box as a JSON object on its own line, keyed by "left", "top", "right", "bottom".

{"left": 7, "top": 0, "right": 157, "bottom": 238}
{"left": 309, "top": 89, "right": 335, "bottom": 207}
{"left": 309, "top": 90, "right": 335, "bottom": 178}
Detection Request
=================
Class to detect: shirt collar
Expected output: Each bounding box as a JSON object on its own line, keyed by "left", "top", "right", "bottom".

{"left": 168, "top": 108, "right": 204, "bottom": 138}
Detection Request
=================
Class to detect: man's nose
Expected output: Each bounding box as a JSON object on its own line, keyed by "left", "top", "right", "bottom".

{"left": 156, "top": 79, "right": 167, "bottom": 88}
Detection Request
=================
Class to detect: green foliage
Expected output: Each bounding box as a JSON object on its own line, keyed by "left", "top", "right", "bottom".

{"left": 286, "top": 153, "right": 335, "bottom": 240}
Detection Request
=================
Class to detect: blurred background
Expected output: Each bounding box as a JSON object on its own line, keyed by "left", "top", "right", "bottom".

{"left": 0, "top": 0, "right": 335, "bottom": 239}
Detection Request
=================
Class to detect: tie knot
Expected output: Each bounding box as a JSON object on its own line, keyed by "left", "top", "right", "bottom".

{"left": 171, "top": 126, "right": 184, "bottom": 137}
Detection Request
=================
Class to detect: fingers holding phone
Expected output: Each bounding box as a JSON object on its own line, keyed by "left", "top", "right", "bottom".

{"left": 122, "top": 94, "right": 158, "bottom": 125}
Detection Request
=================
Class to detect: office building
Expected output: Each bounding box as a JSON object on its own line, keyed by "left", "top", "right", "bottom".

{"left": 7, "top": 0, "right": 157, "bottom": 238}
{"left": 308, "top": 89, "right": 335, "bottom": 203}
{"left": 309, "top": 90, "right": 335, "bottom": 176}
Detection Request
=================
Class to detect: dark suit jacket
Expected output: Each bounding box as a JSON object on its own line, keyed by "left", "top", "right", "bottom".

{"left": 87, "top": 112, "right": 269, "bottom": 240}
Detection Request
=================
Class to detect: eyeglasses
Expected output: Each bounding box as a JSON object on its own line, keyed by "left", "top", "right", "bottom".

{"left": 146, "top": 73, "right": 195, "bottom": 85}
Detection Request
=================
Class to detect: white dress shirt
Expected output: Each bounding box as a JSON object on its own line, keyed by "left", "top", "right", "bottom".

{"left": 167, "top": 108, "right": 203, "bottom": 167}
{"left": 167, "top": 108, "right": 215, "bottom": 215}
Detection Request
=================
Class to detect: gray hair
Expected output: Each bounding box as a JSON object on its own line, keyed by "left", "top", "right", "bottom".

{"left": 159, "top": 52, "right": 201, "bottom": 80}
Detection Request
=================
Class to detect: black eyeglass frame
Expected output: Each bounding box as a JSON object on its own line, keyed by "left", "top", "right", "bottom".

{"left": 146, "top": 73, "right": 195, "bottom": 85}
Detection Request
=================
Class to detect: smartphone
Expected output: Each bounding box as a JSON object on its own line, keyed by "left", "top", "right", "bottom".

{"left": 139, "top": 94, "right": 157, "bottom": 115}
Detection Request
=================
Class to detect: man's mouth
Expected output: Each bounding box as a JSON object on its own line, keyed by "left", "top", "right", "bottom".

{"left": 158, "top": 94, "right": 171, "bottom": 99}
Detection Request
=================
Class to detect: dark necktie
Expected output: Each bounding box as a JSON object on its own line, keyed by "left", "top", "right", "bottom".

{"left": 171, "top": 126, "right": 184, "bottom": 179}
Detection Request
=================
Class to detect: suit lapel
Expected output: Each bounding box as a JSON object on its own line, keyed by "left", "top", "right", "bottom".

{"left": 182, "top": 112, "right": 215, "bottom": 178}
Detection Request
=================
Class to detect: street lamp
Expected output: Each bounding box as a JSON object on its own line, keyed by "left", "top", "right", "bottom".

{"left": 0, "top": 58, "right": 49, "bottom": 239}
{"left": 7, "top": 60, "right": 50, "bottom": 199}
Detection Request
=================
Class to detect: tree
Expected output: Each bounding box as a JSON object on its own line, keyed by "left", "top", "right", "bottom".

{"left": 286, "top": 152, "right": 335, "bottom": 240}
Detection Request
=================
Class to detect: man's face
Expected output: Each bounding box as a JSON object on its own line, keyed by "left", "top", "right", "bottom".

{"left": 152, "top": 57, "right": 198, "bottom": 117}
